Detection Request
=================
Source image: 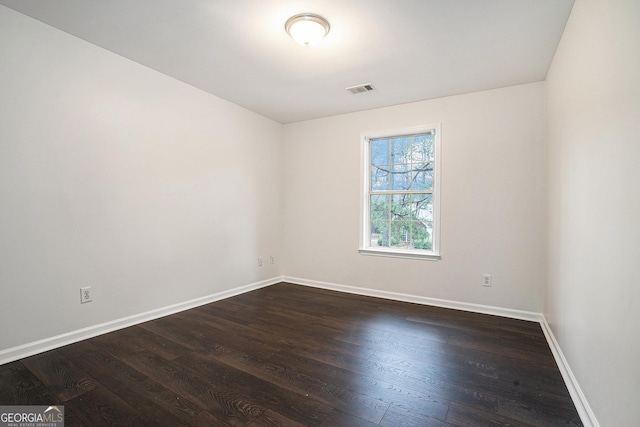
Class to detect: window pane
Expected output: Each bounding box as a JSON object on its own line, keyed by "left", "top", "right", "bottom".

{"left": 411, "top": 133, "right": 434, "bottom": 162}
{"left": 371, "top": 139, "right": 389, "bottom": 165}
{"left": 391, "top": 164, "right": 411, "bottom": 190}
{"left": 391, "top": 221, "right": 411, "bottom": 248}
{"left": 364, "top": 127, "right": 438, "bottom": 255}
{"left": 391, "top": 194, "right": 411, "bottom": 220}
{"left": 411, "top": 163, "right": 433, "bottom": 190}
{"left": 391, "top": 137, "right": 411, "bottom": 164}
{"left": 411, "top": 221, "right": 432, "bottom": 250}
{"left": 371, "top": 166, "right": 390, "bottom": 191}
{"left": 412, "top": 193, "right": 433, "bottom": 222}
{"left": 370, "top": 194, "right": 389, "bottom": 220}
{"left": 371, "top": 221, "right": 389, "bottom": 247}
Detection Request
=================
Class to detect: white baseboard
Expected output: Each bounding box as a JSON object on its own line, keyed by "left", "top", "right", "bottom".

{"left": 283, "top": 275, "right": 598, "bottom": 427}
{"left": 283, "top": 276, "right": 542, "bottom": 322}
{"left": 539, "top": 317, "right": 600, "bottom": 427}
{"left": 0, "top": 276, "right": 283, "bottom": 366}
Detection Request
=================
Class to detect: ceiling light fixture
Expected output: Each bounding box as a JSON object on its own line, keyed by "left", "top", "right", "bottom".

{"left": 285, "top": 13, "right": 330, "bottom": 47}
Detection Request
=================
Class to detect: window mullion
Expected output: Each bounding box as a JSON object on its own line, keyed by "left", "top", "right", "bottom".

{"left": 371, "top": 190, "right": 433, "bottom": 195}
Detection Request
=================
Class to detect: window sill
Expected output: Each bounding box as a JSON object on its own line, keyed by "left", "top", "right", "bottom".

{"left": 358, "top": 248, "right": 441, "bottom": 261}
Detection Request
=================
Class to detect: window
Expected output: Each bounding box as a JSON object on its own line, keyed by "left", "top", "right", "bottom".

{"left": 360, "top": 125, "right": 441, "bottom": 259}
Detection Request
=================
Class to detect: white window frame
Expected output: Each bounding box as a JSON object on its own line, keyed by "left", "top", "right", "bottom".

{"left": 359, "top": 124, "right": 441, "bottom": 260}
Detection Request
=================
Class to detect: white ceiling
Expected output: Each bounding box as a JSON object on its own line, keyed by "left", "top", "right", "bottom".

{"left": 0, "top": 0, "right": 574, "bottom": 124}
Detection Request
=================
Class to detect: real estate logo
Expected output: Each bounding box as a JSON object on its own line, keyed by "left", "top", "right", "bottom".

{"left": 0, "top": 406, "right": 64, "bottom": 427}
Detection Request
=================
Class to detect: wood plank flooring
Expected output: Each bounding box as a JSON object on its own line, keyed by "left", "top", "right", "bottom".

{"left": 0, "top": 282, "right": 583, "bottom": 426}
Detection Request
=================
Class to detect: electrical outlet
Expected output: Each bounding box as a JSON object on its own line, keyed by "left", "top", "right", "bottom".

{"left": 80, "top": 287, "right": 92, "bottom": 303}
{"left": 258, "top": 257, "right": 263, "bottom": 267}
{"left": 483, "top": 274, "right": 492, "bottom": 287}
{"left": 270, "top": 255, "right": 275, "bottom": 264}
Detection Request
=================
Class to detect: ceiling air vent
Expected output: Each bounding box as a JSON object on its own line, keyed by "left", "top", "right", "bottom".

{"left": 346, "top": 83, "right": 375, "bottom": 94}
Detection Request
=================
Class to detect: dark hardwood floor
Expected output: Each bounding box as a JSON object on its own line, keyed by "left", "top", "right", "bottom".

{"left": 0, "top": 282, "right": 583, "bottom": 426}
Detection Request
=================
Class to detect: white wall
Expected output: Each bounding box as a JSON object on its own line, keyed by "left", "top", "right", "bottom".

{"left": 282, "top": 83, "right": 546, "bottom": 312}
{"left": 546, "top": 0, "right": 640, "bottom": 425}
{"left": 0, "top": 6, "right": 282, "bottom": 351}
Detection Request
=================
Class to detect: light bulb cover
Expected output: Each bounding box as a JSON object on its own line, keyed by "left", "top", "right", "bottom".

{"left": 285, "top": 13, "right": 330, "bottom": 47}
